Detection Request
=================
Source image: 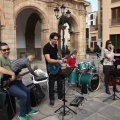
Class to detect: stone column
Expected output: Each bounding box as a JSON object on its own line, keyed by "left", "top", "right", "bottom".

{"left": 0, "top": 25, "right": 5, "bottom": 42}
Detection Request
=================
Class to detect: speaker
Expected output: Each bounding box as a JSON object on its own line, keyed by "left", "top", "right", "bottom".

{"left": 27, "top": 83, "right": 45, "bottom": 107}
{"left": 110, "top": 69, "right": 120, "bottom": 77}
{"left": 0, "top": 92, "right": 16, "bottom": 120}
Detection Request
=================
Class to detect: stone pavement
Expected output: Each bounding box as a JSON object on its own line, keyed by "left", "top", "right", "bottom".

{"left": 12, "top": 53, "right": 120, "bottom": 120}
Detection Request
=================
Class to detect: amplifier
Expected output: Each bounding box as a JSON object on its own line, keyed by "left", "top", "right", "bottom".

{"left": 27, "top": 83, "right": 45, "bottom": 107}
{"left": 110, "top": 69, "right": 120, "bottom": 77}
{"left": 0, "top": 92, "right": 16, "bottom": 120}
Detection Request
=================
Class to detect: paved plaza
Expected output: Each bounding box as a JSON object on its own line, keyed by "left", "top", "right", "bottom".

{"left": 13, "top": 54, "right": 120, "bottom": 120}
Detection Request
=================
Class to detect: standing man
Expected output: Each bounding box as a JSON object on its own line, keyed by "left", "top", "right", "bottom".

{"left": 0, "top": 42, "right": 38, "bottom": 120}
{"left": 43, "top": 32, "right": 67, "bottom": 106}
{"left": 11, "top": 55, "right": 37, "bottom": 77}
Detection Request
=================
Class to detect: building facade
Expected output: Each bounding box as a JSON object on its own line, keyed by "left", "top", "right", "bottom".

{"left": 0, "top": 0, "right": 89, "bottom": 60}
{"left": 88, "top": 11, "right": 99, "bottom": 51}
{"left": 102, "top": 0, "right": 120, "bottom": 53}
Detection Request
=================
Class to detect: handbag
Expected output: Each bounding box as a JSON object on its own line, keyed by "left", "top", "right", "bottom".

{"left": 100, "top": 58, "right": 104, "bottom": 64}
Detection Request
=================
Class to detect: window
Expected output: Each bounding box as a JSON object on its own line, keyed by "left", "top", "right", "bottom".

{"left": 91, "top": 21, "right": 93, "bottom": 25}
{"left": 111, "top": 7, "right": 120, "bottom": 25}
{"left": 110, "top": 34, "right": 120, "bottom": 53}
{"left": 86, "top": 28, "right": 89, "bottom": 38}
{"left": 111, "top": 0, "right": 120, "bottom": 3}
{"left": 90, "top": 14, "right": 93, "bottom": 20}
{"left": 91, "top": 36, "right": 96, "bottom": 41}
{"left": 90, "top": 42, "right": 93, "bottom": 47}
{"left": 94, "top": 42, "right": 97, "bottom": 48}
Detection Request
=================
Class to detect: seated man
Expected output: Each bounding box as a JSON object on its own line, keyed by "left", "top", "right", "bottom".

{"left": 0, "top": 42, "right": 38, "bottom": 120}
{"left": 66, "top": 52, "right": 77, "bottom": 68}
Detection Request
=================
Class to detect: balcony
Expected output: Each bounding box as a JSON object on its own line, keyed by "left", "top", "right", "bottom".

{"left": 111, "top": 0, "right": 120, "bottom": 3}
{"left": 110, "top": 18, "right": 120, "bottom": 26}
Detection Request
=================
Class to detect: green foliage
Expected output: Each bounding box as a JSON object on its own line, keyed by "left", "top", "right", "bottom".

{"left": 86, "top": 47, "right": 92, "bottom": 53}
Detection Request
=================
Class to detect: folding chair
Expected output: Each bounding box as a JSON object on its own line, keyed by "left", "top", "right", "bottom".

{"left": 29, "top": 69, "right": 49, "bottom": 91}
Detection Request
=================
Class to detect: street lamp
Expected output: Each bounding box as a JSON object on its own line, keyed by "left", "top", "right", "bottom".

{"left": 54, "top": 4, "right": 71, "bottom": 57}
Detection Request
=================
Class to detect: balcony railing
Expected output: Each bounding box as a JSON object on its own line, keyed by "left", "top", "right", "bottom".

{"left": 110, "top": 18, "right": 120, "bottom": 26}
{"left": 111, "top": 0, "right": 120, "bottom": 3}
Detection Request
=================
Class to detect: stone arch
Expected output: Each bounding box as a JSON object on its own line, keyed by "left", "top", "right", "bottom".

{"left": 58, "top": 13, "right": 79, "bottom": 53}
{"left": 14, "top": 2, "right": 48, "bottom": 25}
{"left": 14, "top": 2, "right": 49, "bottom": 59}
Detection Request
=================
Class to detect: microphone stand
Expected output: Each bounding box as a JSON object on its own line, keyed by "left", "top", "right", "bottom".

{"left": 103, "top": 75, "right": 120, "bottom": 102}
{"left": 54, "top": 67, "right": 77, "bottom": 120}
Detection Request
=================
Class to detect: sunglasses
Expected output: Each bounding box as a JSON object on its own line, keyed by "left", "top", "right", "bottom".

{"left": 53, "top": 39, "right": 58, "bottom": 41}
{"left": 1, "top": 48, "right": 10, "bottom": 52}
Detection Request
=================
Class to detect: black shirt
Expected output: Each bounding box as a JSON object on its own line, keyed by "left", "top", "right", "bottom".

{"left": 43, "top": 42, "right": 58, "bottom": 65}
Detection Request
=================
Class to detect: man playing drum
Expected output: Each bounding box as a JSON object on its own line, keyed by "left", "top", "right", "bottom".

{"left": 66, "top": 52, "right": 78, "bottom": 84}
{"left": 66, "top": 52, "right": 77, "bottom": 68}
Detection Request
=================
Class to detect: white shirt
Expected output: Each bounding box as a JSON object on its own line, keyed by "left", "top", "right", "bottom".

{"left": 103, "top": 49, "right": 114, "bottom": 66}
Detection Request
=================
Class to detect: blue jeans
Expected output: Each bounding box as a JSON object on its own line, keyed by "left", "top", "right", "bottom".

{"left": 7, "top": 80, "right": 31, "bottom": 117}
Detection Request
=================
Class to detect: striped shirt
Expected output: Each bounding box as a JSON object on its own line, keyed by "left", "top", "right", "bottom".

{"left": 11, "top": 58, "right": 37, "bottom": 76}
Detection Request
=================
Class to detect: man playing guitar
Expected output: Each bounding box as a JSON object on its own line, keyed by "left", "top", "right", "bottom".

{"left": 43, "top": 32, "right": 67, "bottom": 106}
{"left": 0, "top": 42, "right": 38, "bottom": 120}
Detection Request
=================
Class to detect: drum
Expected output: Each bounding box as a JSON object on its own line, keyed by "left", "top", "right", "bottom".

{"left": 78, "top": 62, "right": 88, "bottom": 73}
{"left": 88, "top": 61, "right": 97, "bottom": 73}
{"left": 68, "top": 70, "right": 78, "bottom": 84}
{"left": 88, "top": 61, "right": 96, "bottom": 69}
{"left": 79, "top": 73, "right": 100, "bottom": 91}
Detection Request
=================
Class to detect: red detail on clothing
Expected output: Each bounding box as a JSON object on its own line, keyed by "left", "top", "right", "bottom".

{"left": 67, "top": 56, "right": 76, "bottom": 67}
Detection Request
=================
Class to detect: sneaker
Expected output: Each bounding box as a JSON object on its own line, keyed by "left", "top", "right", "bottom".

{"left": 50, "top": 100, "right": 54, "bottom": 106}
{"left": 59, "top": 98, "right": 68, "bottom": 102}
{"left": 18, "top": 116, "right": 28, "bottom": 120}
{"left": 27, "top": 109, "right": 38, "bottom": 115}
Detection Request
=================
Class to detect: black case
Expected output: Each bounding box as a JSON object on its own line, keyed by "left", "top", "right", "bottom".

{"left": 0, "top": 92, "right": 16, "bottom": 120}
{"left": 27, "top": 83, "right": 45, "bottom": 107}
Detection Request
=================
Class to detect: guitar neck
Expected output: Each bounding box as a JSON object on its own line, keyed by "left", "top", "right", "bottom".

{"left": 17, "top": 71, "right": 30, "bottom": 78}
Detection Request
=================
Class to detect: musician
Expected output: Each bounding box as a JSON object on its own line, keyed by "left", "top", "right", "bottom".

{"left": 103, "top": 40, "right": 119, "bottom": 94}
{"left": 11, "top": 55, "right": 37, "bottom": 77}
{"left": 0, "top": 42, "right": 38, "bottom": 120}
{"left": 66, "top": 52, "right": 77, "bottom": 68}
{"left": 43, "top": 32, "right": 67, "bottom": 106}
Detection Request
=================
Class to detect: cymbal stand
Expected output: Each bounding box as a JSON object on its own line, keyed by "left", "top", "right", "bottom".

{"left": 55, "top": 68, "right": 77, "bottom": 120}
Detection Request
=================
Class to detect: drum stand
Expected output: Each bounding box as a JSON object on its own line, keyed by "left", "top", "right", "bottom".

{"left": 55, "top": 69, "right": 77, "bottom": 119}
{"left": 103, "top": 75, "right": 120, "bottom": 102}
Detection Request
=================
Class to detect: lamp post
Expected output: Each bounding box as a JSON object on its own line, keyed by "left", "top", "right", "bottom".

{"left": 54, "top": 4, "right": 71, "bottom": 57}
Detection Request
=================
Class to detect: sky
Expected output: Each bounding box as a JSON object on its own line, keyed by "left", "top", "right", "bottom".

{"left": 87, "top": 0, "right": 98, "bottom": 11}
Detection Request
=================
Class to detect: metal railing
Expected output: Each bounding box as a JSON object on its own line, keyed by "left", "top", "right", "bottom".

{"left": 111, "top": 0, "right": 120, "bottom": 3}
{"left": 110, "top": 18, "right": 120, "bottom": 26}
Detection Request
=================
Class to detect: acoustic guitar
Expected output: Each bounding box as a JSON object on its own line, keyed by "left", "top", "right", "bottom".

{"left": 47, "top": 50, "right": 77, "bottom": 75}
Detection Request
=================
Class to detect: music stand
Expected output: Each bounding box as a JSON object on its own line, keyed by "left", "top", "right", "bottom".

{"left": 55, "top": 67, "right": 77, "bottom": 119}
{"left": 103, "top": 71, "right": 120, "bottom": 102}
